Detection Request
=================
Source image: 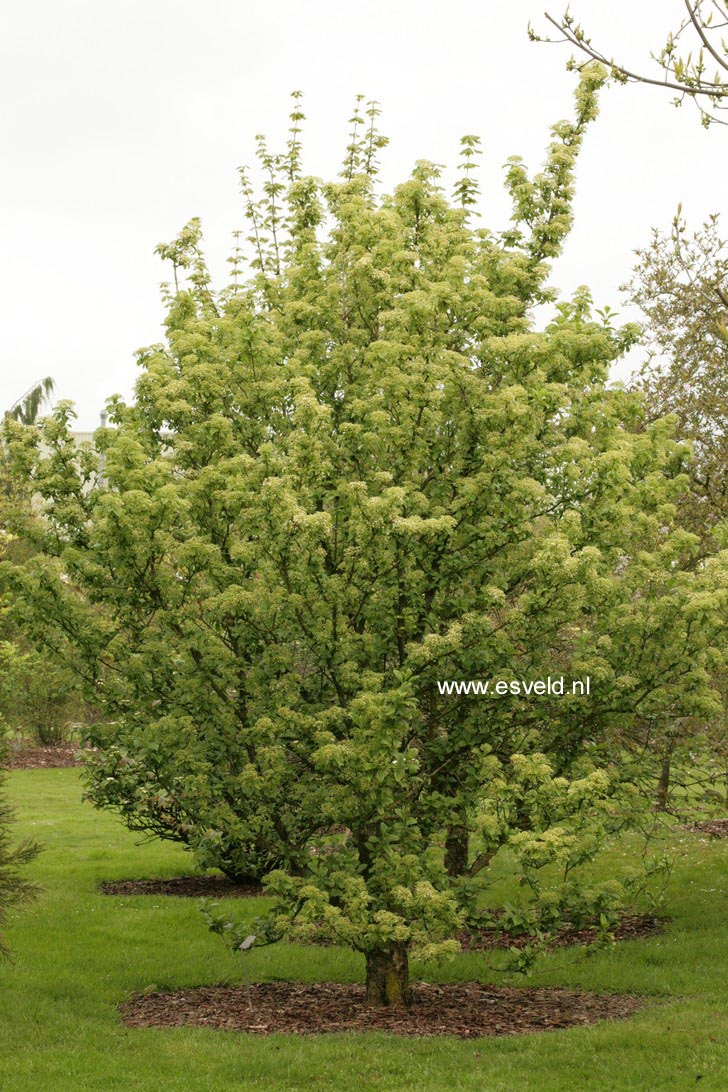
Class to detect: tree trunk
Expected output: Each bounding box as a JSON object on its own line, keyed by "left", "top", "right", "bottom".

{"left": 656, "top": 751, "right": 672, "bottom": 812}
{"left": 444, "top": 823, "right": 469, "bottom": 877}
{"left": 364, "top": 942, "right": 410, "bottom": 1006}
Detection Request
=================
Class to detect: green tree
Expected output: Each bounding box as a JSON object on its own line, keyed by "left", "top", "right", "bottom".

{"left": 1, "top": 377, "right": 86, "bottom": 746}
{"left": 625, "top": 211, "right": 728, "bottom": 809}
{"left": 3, "top": 76, "right": 727, "bottom": 1004}
{"left": 534, "top": 3, "right": 728, "bottom": 127}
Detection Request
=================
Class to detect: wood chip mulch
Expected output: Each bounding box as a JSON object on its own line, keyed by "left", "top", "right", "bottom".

{"left": 4, "top": 742, "right": 82, "bottom": 769}
{"left": 99, "top": 875, "right": 262, "bottom": 898}
{"left": 121, "top": 980, "right": 644, "bottom": 1038}
{"left": 685, "top": 818, "right": 728, "bottom": 838}
{"left": 458, "top": 913, "right": 665, "bottom": 951}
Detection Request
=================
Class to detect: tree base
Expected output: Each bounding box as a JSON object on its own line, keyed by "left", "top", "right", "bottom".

{"left": 365, "top": 942, "right": 410, "bottom": 1006}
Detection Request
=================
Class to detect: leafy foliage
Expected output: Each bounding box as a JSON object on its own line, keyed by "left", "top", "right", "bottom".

{"left": 1, "top": 382, "right": 89, "bottom": 747}
{"left": 0, "top": 642, "right": 85, "bottom": 746}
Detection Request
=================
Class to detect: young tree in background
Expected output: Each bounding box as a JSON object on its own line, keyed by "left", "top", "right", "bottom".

{"left": 3, "top": 73, "right": 727, "bottom": 1005}
{"left": 534, "top": 2, "right": 728, "bottom": 127}
{"left": 626, "top": 212, "right": 728, "bottom": 808}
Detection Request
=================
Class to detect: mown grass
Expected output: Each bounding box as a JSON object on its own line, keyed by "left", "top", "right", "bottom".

{"left": 0, "top": 769, "right": 726, "bottom": 1091}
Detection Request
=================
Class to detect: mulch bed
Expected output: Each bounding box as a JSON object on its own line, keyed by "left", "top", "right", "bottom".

{"left": 4, "top": 741, "right": 82, "bottom": 769}
{"left": 685, "top": 818, "right": 728, "bottom": 838}
{"left": 121, "top": 980, "right": 644, "bottom": 1038}
{"left": 458, "top": 913, "right": 665, "bottom": 951}
{"left": 100, "top": 875, "right": 263, "bottom": 898}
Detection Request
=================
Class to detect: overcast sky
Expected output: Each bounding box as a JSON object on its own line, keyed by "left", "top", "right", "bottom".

{"left": 3, "top": 0, "right": 726, "bottom": 430}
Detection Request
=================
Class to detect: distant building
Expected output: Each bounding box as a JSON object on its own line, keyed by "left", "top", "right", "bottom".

{"left": 69, "top": 432, "right": 98, "bottom": 446}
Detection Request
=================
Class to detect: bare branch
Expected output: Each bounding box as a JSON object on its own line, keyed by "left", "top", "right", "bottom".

{"left": 537, "top": 6, "right": 728, "bottom": 127}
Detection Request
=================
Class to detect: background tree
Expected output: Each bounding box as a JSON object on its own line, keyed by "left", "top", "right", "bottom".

{"left": 0, "top": 527, "right": 40, "bottom": 960}
{"left": 1, "top": 378, "right": 87, "bottom": 747}
{"left": 2, "top": 377, "right": 55, "bottom": 550}
{"left": 534, "top": 3, "right": 728, "bottom": 127}
{"left": 0, "top": 372, "right": 61, "bottom": 951}
{"left": 5, "top": 379, "right": 55, "bottom": 427}
{"left": 627, "top": 211, "right": 728, "bottom": 541}
{"left": 3, "top": 74, "right": 727, "bottom": 1006}
{"left": 625, "top": 211, "right": 728, "bottom": 808}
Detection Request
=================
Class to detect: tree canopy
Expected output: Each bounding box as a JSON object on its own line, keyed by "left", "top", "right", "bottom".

{"left": 627, "top": 211, "right": 728, "bottom": 542}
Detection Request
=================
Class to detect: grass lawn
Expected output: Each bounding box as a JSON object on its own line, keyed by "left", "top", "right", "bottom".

{"left": 0, "top": 769, "right": 727, "bottom": 1091}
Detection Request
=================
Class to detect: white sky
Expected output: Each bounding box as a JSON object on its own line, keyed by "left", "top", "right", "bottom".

{"left": 2, "top": 0, "right": 726, "bottom": 430}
